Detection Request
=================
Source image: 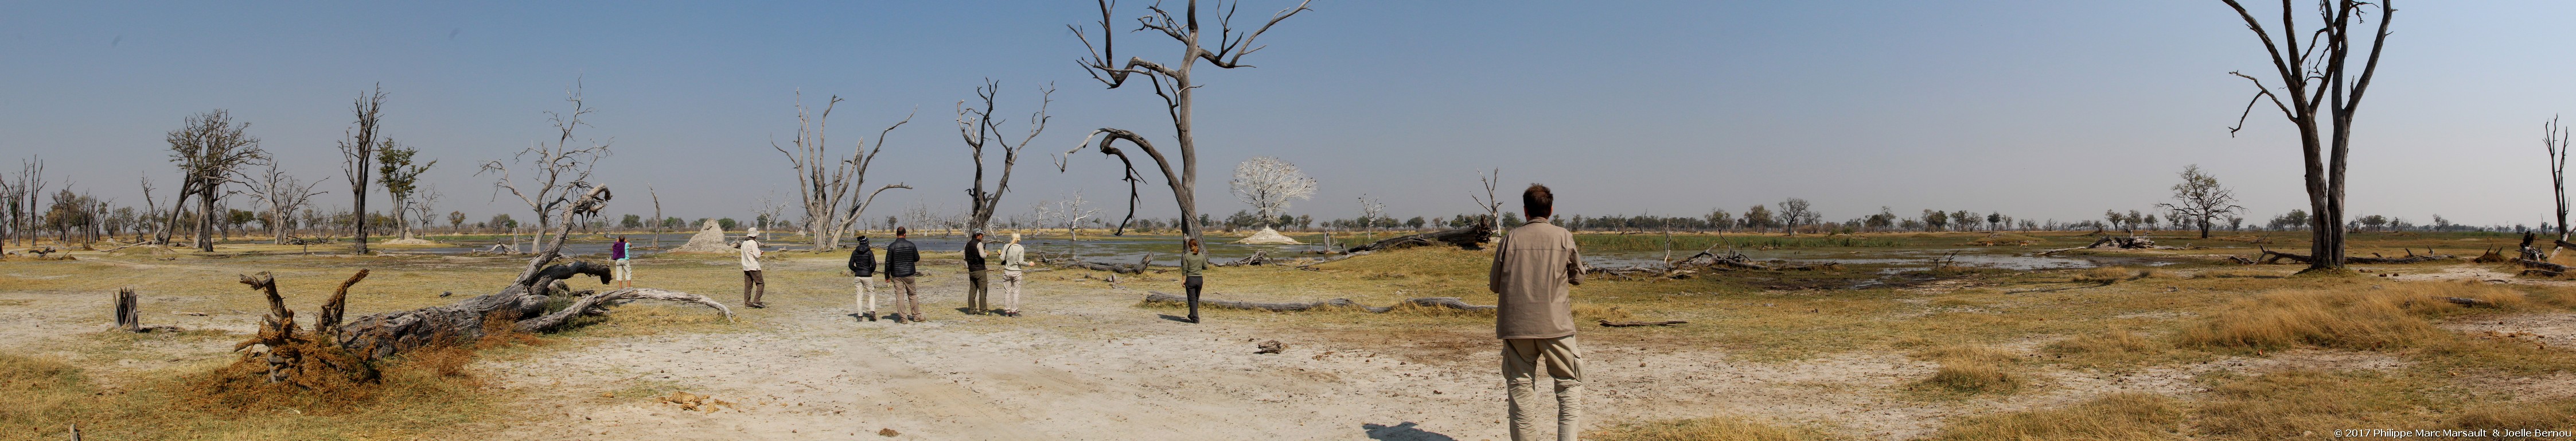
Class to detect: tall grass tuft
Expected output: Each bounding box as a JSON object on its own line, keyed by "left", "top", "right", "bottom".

{"left": 1912, "top": 345, "right": 2021, "bottom": 394}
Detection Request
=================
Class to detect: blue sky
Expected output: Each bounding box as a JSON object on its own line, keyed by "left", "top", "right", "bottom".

{"left": 4, "top": 1, "right": 2573, "bottom": 227}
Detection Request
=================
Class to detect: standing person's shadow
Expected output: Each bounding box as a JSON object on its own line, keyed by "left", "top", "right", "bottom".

{"left": 1362, "top": 422, "right": 1457, "bottom": 441}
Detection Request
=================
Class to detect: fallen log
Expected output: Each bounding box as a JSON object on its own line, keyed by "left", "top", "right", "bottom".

{"left": 1599, "top": 319, "right": 1687, "bottom": 327}
{"left": 316, "top": 185, "right": 728, "bottom": 362}
{"left": 1051, "top": 253, "right": 1153, "bottom": 274}
{"left": 512, "top": 288, "right": 735, "bottom": 334}
{"left": 1141, "top": 292, "right": 1495, "bottom": 313}
{"left": 2440, "top": 296, "right": 2498, "bottom": 308}
{"left": 1143, "top": 291, "right": 1360, "bottom": 311}
{"left": 2259, "top": 247, "right": 2455, "bottom": 265}
{"left": 1344, "top": 223, "right": 1494, "bottom": 253}
{"left": 1215, "top": 250, "right": 1272, "bottom": 267}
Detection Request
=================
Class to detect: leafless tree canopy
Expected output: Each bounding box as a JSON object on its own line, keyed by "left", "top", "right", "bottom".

{"left": 245, "top": 161, "right": 328, "bottom": 245}
{"left": 958, "top": 80, "right": 1052, "bottom": 234}
{"left": 163, "top": 110, "right": 268, "bottom": 252}
{"left": 771, "top": 91, "right": 913, "bottom": 251}
{"left": 1062, "top": 0, "right": 1315, "bottom": 243}
{"left": 479, "top": 79, "right": 612, "bottom": 254}
{"left": 1229, "top": 156, "right": 1314, "bottom": 227}
{"left": 2153, "top": 164, "right": 2244, "bottom": 238}
{"left": 2219, "top": 0, "right": 2395, "bottom": 271}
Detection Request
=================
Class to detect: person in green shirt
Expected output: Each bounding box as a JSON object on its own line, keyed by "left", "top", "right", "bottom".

{"left": 1180, "top": 238, "right": 1209, "bottom": 323}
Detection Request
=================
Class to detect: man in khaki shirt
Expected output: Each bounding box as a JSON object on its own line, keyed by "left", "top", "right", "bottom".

{"left": 1490, "top": 184, "right": 1584, "bottom": 441}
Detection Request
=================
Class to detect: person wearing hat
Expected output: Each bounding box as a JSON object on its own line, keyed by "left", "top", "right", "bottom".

{"left": 962, "top": 231, "right": 991, "bottom": 315}
{"left": 998, "top": 233, "right": 1028, "bottom": 317}
{"left": 848, "top": 234, "right": 880, "bottom": 321}
{"left": 738, "top": 228, "right": 767, "bottom": 308}
{"left": 884, "top": 227, "right": 923, "bottom": 322}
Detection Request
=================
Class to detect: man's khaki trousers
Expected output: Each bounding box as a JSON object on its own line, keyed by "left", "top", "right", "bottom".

{"left": 1503, "top": 334, "right": 1583, "bottom": 441}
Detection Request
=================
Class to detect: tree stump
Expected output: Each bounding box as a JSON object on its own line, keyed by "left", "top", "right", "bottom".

{"left": 112, "top": 287, "right": 139, "bottom": 332}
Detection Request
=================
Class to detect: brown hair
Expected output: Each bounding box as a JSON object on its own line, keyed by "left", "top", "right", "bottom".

{"left": 1523, "top": 184, "right": 1554, "bottom": 219}
{"left": 1186, "top": 238, "right": 1202, "bottom": 253}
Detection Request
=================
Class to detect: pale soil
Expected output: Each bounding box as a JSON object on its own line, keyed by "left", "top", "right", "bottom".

{"left": 6, "top": 257, "right": 2573, "bottom": 440}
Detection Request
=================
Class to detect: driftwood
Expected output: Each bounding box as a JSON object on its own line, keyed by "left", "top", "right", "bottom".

{"left": 1599, "top": 319, "right": 1687, "bottom": 327}
{"left": 1051, "top": 253, "right": 1154, "bottom": 274}
{"left": 1143, "top": 292, "right": 1495, "bottom": 313}
{"left": 1215, "top": 250, "right": 1273, "bottom": 267}
{"left": 2514, "top": 257, "right": 2571, "bottom": 277}
{"left": 1344, "top": 223, "right": 1494, "bottom": 253}
{"left": 2259, "top": 247, "right": 2454, "bottom": 265}
{"left": 2472, "top": 247, "right": 2509, "bottom": 264}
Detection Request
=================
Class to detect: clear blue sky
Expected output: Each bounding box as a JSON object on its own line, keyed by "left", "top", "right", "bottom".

{"left": 5, "top": 1, "right": 2572, "bottom": 227}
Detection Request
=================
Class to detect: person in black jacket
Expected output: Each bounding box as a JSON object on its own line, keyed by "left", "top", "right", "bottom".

{"left": 848, "top": 235, "right": 879, "bottom": 321}
{"left": 963, "top": 231, "right": 989, "bottom": 315}
{"left": 884, "top": 227, "right": 923, "bottom": 323}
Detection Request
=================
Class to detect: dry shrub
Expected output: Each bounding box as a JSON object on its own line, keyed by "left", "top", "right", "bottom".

{"left": 2195, "top": 369, "right": 2415, "bottom": 439}
{"left": 1591, "top": 415, "right": 1848, "bottom": 441}
{"left": 2177, "top": 283, "right": 2523, "bottom": 353}
{"left": 178, "top": 338, "right": 381, "bottom": 415}
{"left": 1932, "top": 393, "right": 2183, "bottom": 440}
{"left": 1912, "top": 345, "right": 2020, "bottom": 394}
{"left": 2045, "top": 328, "right": 2172, "bottom": 370}
{"left": 1574, "top": 303, "right": 1632, "bottom": 321}
{"left": 476, "top": 309, "right": 548, "bottom": 349}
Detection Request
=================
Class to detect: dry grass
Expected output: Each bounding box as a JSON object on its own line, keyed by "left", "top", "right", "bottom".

{"left": 2072, "top": 266, "right": 2175, "bottom": 284}
{"left": 1590, "top": 415, "right": 1851, "bottom": 441}
{"left": 1931, "top": 393, "right": 2183, "bottom": 440}
{"left": 2443, "top": 399, "right": 2576, "bottom": 434}
{"left": 2194, "top": 369, "right": 2423, "bottom": 440}
{"left": 2192, "top": 269, "right": 2274, "bottom": 278}
{"left": 0, "top": 349, "right": 502, "bottom": 440}
{"left": 1911, "top": 345, "right": 2022, "bottom": 394}
{"left": 2175, "top": 282, "right": 2522, "bottom": 353}
{"left": 2044, "top": 328, "right": 2183, "bottom": 371}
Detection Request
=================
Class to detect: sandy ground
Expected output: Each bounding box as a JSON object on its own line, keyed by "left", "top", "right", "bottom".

{"left": 9, "top": 256, "right": 2575, "bottom": 440}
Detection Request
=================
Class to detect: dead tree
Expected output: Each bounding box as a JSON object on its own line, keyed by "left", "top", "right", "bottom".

{"left": 245, "top": 161, "right": 327, "bottom": 245}
{"left": 2547, "top": 116, "right": 2570, "bottom": 257}
{"left": 332, "top": 185, "right": 732, "bottom": 361}
{"left": 480, "top": 79, "right": 611, "bottom": 254}
{"left": 1344, "top": 222, "right": 1495, "bottom": 253}
{"left": 2154, "top": 165, "right": 2244, "bottom": 238}
{"left": 771, "top": 91, "right": 913, "bottom": 251}
{"left": 2219, "top": 0, "right": 2396, "bottom": 272}
{"left": 338, "top": 85, "right": 387, "bottom": 254}
{"left": 1061, "top": 0, "right": 1316, "bottom": 243}
{"left": 162, "top": 111, "right": 266, "bottom": 251}
{"left": 958, "top": 80, "right": 1051, "bottom": 233}
{"left": 1229, "top": 156, "right": 1316, "bottom": 229}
